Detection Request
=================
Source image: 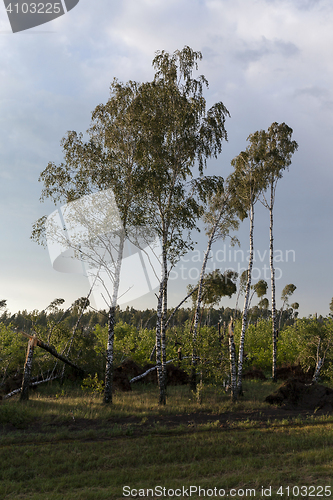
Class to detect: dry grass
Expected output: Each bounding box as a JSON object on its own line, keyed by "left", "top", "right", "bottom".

{"left": 1, "top": 381, "right": 333, "bottom": 499}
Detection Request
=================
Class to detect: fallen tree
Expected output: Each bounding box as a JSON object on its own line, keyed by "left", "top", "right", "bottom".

{"left": 3, "top": 375, "right": 59, "bottom": 400}
{"left": 20, "top": 332, "right": 85, "bottom": 374}
{"left": 18, "top": 331, "right": 85, "bottom": 401}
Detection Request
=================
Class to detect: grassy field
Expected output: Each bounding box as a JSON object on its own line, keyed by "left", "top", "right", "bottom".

{"left": 1, "top": 381, "right": 333, "bottom": 500}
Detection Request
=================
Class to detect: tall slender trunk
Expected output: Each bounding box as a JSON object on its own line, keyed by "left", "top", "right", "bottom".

{"left": 237, "top": 201, "right": 254, "bottom": 395}
{"left": 20, "top": 335, "right": 37, "bottom": 401}
{"left": 160, "top": 273, "right": 168, "bottom": 404}
{"left": 156, "top": 243, "right": 168, "bottom": 405}
{"left": 155, "top": 279, "right": 163, "bottom": 402}
{"left": 191, "top": 233, "right": 214, "bottom": 391}
{"left": 269, "top": 182, "right": 277, "bottom": 382}
{"left": 191, "top": 208, "right": 224, "bottom": 392}
{"left": 149, "top": 285, "right": 198, "bottom": 362}
{"left": 228, "top": 317, "right": 237, "bottom": 401}
{"left": 104, "top": 232, "right": 125, "bottom": 404}
{"left": 234, "top": 289, "right": 242, "bottom": 320}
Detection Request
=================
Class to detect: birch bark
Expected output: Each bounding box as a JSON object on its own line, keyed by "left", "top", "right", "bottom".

{"left": 104, "top": 231, "right": 125, "bottom": 404}
{"left": 237, "top": 201, "right": 254, "bottom": 395}
{"left": 156, "top": 244, "right": 168, "bottom": 405}
{"left": 312, "top": 338, "right": 330, "bottom": 383}
{"left": 191, "top": 223, "right": 216, "bottom": 391}
{"left": 228, "top": 317, "right": 237, "bottom": 401}
{"left": 269, "top": 181, "right": 278, "bottom": 382}
{"left": 155, "top": 274, "right": 165, "bottom": 405}
{"left": 190, "top": 193, "right": 237, "bottom": 392}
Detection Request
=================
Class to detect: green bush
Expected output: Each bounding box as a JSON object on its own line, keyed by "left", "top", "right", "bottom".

{"left": 0, "top": 325, "right": 27, "bottom": 379}
{"left": 282, "top": 317, "right": 333, "bottom": 380}
{"left": 233, "top": 319, "right": 300, "bottom": 372}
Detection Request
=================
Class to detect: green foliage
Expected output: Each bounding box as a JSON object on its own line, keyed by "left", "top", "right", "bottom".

{"left": 179, "top": 322, "right": 229, "bottom": 385}
{"left": 283, "top": 317, "right": 333, "bottom": 380}
{"left": 0, "top": 325, "right": 26, "bottom": 378}
{"left": 81, "top": 373, "right": 104, "bottom": 394}
{"left": 3, "top": 303, "right": 333, "bottom": 390}
{"left": 187, "top": 269, "right": 238, "bottom": 308}
{"left": 253, "top": 279, "right": 268, "bottom": 298}
{"left": 281, "top": 283, "right": 297, "bottom": 305}
{"left": 257, "top": 122, "right": 298, "bottom": 181}
{"left": 228, "top": 138, "right": 269, "bottom": 218}
{"left": 232, "top": 316, "right": 333, "bottom": 379}
{"left": 232, "top": 319, "right": 300, "bottom": 372}
{"left": 93, "top": 322, "right": 155, "bottom": 368}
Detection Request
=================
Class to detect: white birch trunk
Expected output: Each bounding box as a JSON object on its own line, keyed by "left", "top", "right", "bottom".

{"left": 269, "top": 182, "right": 278, "bottom": 382}
{"left": 228, "top": 317, "right": 237, "bottom": 401}
{"left": 237, "top": 201, "right": 254, "bottom": 395}
{"left": 191, "top": 232, "right": 214, "bottom": 391}
{"left": 312, "top": 338, "right": 330, "bottom": 383}
{"left": 191, "top": 208, "right": 225, "bottom": 391}
{"left": 155, "top": 282, "right": 164, "bottom": 405}
{"left": 161, "top": 281, "right": 168, "bottom": 403}
{"left": 312, "top": 357, "right": 324, "bottom": 383}
{"left": 104, "top": 232, "right": 125, "bottom": 404}
{"left": 155, "top": 238, "right": 168, "bottom": 405}
{"left": 157, "top": 248, "right": 168, "bottom": 405}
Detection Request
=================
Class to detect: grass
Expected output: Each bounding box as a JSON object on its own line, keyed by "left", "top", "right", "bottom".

{"left": 1, "top": 380, "right": 333, "bottom": 499}
{"left": 0, "top": 379, "right": 276, "bottom": 427}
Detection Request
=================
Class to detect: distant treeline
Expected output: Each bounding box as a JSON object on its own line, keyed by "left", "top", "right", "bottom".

{"left": 0, "top": 303, "right": 294, "bottom": 333}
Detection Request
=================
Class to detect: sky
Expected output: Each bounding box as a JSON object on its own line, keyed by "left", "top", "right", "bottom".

{"left": 0, "top": 0, "right": 332, "bottom": 317}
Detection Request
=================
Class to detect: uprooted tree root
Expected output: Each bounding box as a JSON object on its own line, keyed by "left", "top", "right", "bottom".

{"left": 265, "top": 378, "right": 333, "bottom": 411}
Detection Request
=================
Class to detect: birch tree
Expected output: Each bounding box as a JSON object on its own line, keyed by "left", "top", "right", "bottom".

{"left": 248, "top": 279, "right": 268, "bottom": 309}
{"left": 228, "top": 317, "right": 237, "bottom": 401}
{"left": 188, "top": 188, "right": 239, "bottom": 391}
{"left": 32, "top": 80, "right": 145, "bottom": 404}
{"left": 291, "top": 317, "right": 333, "bottom": 383}
{"left": 32, "top": 46, "right": 230, "bottom": 405}
{"left": 279, "top": 283, "right": 297, "bottom": 332}
{"left": 131, "top": 46, "right": 230, "bottom": 404}
{"left": 254, "top": 122, "right": 298, "bottom": 382}
{"left": 228, "top": 145, "right": 267, "bottom": 396}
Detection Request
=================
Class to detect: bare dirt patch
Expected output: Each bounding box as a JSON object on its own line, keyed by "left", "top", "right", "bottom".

{"left": 243, "top": 367, "right": 267, "bottom": 380}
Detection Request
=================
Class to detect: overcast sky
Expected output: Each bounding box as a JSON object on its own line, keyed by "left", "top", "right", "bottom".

{"left": 0, "top": 0, "right": 332, "bottom": 317}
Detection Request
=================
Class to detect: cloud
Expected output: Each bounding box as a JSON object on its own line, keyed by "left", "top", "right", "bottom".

{"left": 234, "top": 37, "right": 299, "bottom": 67}
{"left": 0, "top": 0, "right": 332, "bottom": 315}
{"left": 294, "top": 85, "right": 333, "bottom": 107}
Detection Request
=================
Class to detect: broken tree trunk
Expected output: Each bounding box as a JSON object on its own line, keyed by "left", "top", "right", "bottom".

{"left": 4, "top": 375, "right": 60, "bottom": 400}
{"left": 20, "top": 332, "right": 85, "bottom": 375}
{"left": 312, "top": 338, "right": 330, "bottom": 384}
{"left": 20, "top": 335, "right": 37, "bottom": 401}
{"left": 38, "top": 339, "right": 85, "bottom": 375}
